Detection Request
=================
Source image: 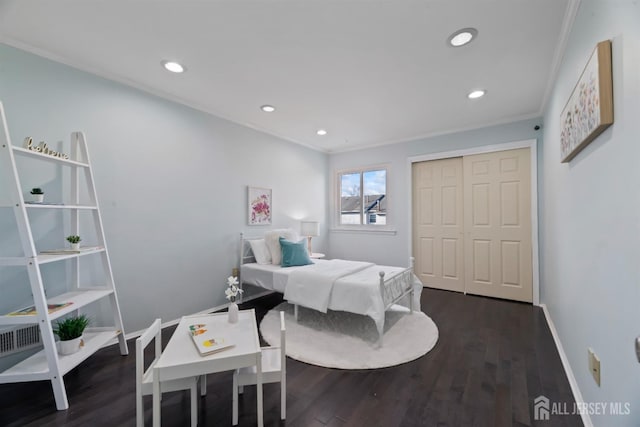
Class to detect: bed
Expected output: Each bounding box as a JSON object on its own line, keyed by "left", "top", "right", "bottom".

{"left": 239, "top": 232, "right": 423, "bottom": 347}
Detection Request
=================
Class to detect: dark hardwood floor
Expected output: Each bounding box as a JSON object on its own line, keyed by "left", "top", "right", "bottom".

{"left": 0, "top": 289, "right": 582, "bottom": 427}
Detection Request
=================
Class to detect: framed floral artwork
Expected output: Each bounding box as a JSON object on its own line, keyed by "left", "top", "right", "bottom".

{"left": 248, "top": 186, "right": 272, "bottom": 225}
{"left": 560, "top": 40, "right": 614, "bottom": 163}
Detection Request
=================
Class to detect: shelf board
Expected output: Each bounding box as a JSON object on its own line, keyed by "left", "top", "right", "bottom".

{"left": 0, "top": 249, "right": 104, "bottom": 265}
{"left": 0, "top": 289, "right": 113, "bottom": 325}
{"left": 11, "top": 146, "right": 89, "bottom": 167}
{"left": 1, "top": 248, "right": 105, "bottom": 265}
{"left": 0, "top": 329, "right": 121, "bottom": 383}
{"left": 36, "top": 247, "right": 105, "bottom": 264}
{"left": 24, "top": 203, "right": 97, "bottom": 210}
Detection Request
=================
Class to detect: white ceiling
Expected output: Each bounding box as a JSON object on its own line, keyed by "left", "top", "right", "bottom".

{"left": 0, "top": 0, "right": 574, "bottom": 152}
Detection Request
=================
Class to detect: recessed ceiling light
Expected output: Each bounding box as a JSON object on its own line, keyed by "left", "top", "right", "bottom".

{"left": 316, "top": 129, "right": 327, "bottom": 136}
{"left": 261, "top": 105, "right": 276, "bottom": 113}
{"left": 161, "top": 60, "right": 186, "bottom": 73}
{"left": 468, "top": 89, "right": 486, "bottom": 99}
{"left": 448, "top": 28, "right": 478, "bottom": 47}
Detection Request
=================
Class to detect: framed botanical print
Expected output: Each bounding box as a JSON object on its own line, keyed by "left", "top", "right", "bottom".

{"left": 248, "top": 186, "right": 272, "bottom": 225}
{"left": 560, "top": 40, "right": 614, "bottom": 163}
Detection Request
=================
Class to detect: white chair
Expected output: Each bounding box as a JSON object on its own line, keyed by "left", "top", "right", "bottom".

{"left": 232, "top": 311, "right": 286, "bottom": 425}
{"left": 136, "top": 319, "right": 205, "bottom": 427}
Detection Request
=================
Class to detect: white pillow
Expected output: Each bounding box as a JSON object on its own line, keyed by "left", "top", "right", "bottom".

{"left": 264, "top": 228, "right": 299, "bottom": 265}
{"left": 249, "top": 239, "right": 272, "bottom": 265}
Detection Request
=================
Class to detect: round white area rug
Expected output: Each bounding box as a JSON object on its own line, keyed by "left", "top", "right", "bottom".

{"left": 260, "top": 302, "right": 439, "bottom": 370}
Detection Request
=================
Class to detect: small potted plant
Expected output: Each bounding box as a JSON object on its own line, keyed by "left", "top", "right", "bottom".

{"left": 30, "top": 187, "right": 44, "bottom": 203}
{"left": 54, "top": 314, "right": 90, "bottom": 355}
{"left": 66, "top": 235, "right": 81, "bottom": 250}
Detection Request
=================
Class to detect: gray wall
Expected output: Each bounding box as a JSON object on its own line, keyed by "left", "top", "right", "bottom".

{"left": 0, "top": 44, "right": 328, "bottom": 337}
{"left": 540, "top": 0, "right": 640, "bottom": 425}
{"left": 328, "top": 118, "right": 541, "bottom": 267}
{"left": 4, "top": 3, "right": 639, "bottom": 419}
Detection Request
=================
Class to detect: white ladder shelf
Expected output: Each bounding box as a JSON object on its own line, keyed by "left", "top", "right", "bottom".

{"left": 0, "top": 101, "right": 128, "bottom": 410}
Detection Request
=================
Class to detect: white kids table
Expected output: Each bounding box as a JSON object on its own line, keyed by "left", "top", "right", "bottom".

{"left": 153, "top": 309, "right": 263, "bottom": 426}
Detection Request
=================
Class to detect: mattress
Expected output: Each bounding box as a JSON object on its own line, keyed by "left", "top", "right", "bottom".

{"left": 241, "top": 259, "right": 422, "bottom": 331}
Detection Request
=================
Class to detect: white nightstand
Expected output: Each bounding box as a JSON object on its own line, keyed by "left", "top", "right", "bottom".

{"left": 309, "top": 253, "right": 325, "bottom": 259}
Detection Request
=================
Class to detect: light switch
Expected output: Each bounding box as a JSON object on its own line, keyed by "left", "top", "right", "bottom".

{"left": 588, "top": 348, "right": 601, "bottom": 387}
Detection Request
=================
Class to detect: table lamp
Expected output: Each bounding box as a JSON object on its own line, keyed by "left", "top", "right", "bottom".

{"left": 300, "top": 221, "right": 320, "bottom": 254}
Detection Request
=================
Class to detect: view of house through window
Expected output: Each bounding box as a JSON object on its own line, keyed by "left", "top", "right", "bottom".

{"left": 339, "top": 168, "right": 387, "bottom": 225}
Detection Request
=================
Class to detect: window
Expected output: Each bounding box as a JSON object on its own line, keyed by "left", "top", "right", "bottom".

{"left": 338, "top": 168, "right": 387, "bottom": 226}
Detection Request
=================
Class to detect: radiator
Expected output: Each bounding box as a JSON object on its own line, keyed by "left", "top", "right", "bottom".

{"left": 0, "top": 324, "right": 41, "bottom": 357}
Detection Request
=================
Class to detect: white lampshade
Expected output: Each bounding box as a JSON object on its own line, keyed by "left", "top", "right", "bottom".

{"left": 300, "top": 221, "right": 320, "bottom": 237}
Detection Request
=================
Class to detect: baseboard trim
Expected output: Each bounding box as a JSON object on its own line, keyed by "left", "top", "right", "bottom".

{"left": 104, "top": 301, "right": 230, "bottom": 346}
{"left": 105, "top": 291, "right": 276, "bottom": 346}
{"left": 540, "top": 303, "right": 593, "bottom": 427}
{"left": 241, "top": 289, "right": 274, "bottom": 304}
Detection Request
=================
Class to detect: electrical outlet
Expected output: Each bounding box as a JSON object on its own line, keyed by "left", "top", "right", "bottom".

{"left": 588, "top": 348, "right": 601, "bottom": 386}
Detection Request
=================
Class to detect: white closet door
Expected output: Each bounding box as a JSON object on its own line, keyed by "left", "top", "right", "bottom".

{"left": 412, "top": 157, "right": 465, "bottom": 292}
{"left": 463, "top": 148, "right": 532, "bottom": 302}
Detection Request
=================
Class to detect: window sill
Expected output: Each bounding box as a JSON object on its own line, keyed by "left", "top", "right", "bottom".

{"left": 329, "top": 227, "right": 397, "bottom": 236}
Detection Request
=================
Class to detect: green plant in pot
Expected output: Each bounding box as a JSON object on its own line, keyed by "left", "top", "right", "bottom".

{"left": 30, "top": 187, "right": 44, "bottom": 203}
{"left": 54, "top": 314, "right": 90, "bottom": 355}
{"left": 66, "top": 235, "right": 81, "bottom": 250}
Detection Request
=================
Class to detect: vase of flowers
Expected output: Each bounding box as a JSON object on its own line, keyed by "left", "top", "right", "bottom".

{"left": 225, "top": 275, "right": 243, "bottom": 323}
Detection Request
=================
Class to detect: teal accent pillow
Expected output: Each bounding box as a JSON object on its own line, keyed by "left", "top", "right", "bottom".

{"left": 279, "top": 237, "right": 313, "bottom": 267}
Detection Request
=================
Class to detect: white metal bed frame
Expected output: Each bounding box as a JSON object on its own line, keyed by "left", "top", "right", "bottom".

{"left": 239, "top": 232, "right": 416, "bottom": 347}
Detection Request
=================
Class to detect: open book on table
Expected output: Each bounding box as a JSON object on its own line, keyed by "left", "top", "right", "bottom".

{"left": 188, "top": 323, "right": 234, "bottom": 356}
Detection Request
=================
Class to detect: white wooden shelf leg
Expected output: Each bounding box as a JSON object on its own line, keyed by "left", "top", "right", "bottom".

{"left": 51, "top": 375, "right": 69, "bottom": 410}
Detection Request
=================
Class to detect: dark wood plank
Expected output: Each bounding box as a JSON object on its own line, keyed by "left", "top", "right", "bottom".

{"left": 0, "top": 289, "right": 583, "bottom": 426}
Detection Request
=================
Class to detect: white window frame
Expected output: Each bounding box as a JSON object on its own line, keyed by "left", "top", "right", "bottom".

{"left": 332, "top": 164, "right": 395, "bottom": 234}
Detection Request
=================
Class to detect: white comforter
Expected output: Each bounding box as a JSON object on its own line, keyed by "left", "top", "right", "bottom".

{"left": 241, "top": 259, "right": 423, "bottom": 334}
{"left": 283, "top": 259, "right": 374, "bottom": 313}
